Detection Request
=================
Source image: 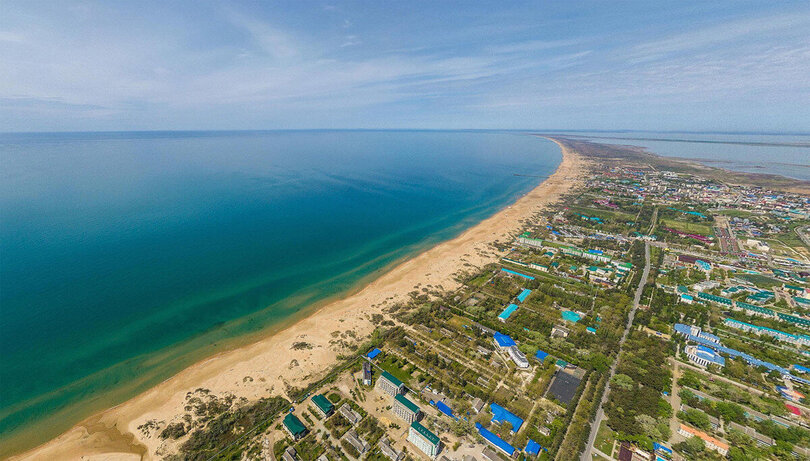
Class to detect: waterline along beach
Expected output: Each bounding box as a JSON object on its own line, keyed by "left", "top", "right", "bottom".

{"left": 1, "top": 131, "right": 570, "bottom": 459}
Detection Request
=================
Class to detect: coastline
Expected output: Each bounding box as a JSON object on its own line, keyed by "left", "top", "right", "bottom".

{"left": 10, "top": 138, "right": 587, "bottom": 461}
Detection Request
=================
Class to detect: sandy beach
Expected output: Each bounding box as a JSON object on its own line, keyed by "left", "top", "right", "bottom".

{"left": 11, "top": 138, "right": 587, "bottom": 461}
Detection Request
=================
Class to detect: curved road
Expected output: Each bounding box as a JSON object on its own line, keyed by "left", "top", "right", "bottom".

{"left": 580, "top": 242, "right": 650, "bottom": 461}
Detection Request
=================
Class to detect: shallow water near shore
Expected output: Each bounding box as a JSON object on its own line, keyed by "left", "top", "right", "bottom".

{"left": 0, "top": 130, "right": 560, "bottom": 455}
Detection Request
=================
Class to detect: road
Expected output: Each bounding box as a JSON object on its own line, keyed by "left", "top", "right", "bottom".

{"left": 581, "top": 242, "right": 651, "bottom": 461}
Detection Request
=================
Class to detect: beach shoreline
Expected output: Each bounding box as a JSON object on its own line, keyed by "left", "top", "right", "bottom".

{"left": 10, "top": 137, "right": 587, "bottom": 461}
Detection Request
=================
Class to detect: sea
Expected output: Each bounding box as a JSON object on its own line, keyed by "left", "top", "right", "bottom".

{"left": 0, "top": 130, "right": 560, "bottom": 455}
{"left": 550, "top": 131, "right": 810, "bottom": 181}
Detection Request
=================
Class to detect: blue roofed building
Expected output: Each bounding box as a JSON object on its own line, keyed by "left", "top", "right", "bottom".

{"left": 435, "top": 401, "right": 456, "bottom": 419}
{"left": 561, "top": 310, "right": 582, "bottom": 323}
{"left": 367, "top": 348, "right": 382, "bottom": 359}
{"left": 525, "top": 439, "right": 544, "bottom": 455}
{"left": 696, "top": 260, "right": 712, "bottom": 272}
{"left": 685, "top": 344, "right": 725, "bottom": 368}
{"left": 517, "top": 288, "right": 532, "bottom": 302}
{"left": 493, "top": 332, "right": 516, "bottom": 348}
{"left": 489, "top": 403, "right": 523, "bottom": 432}
{"left": 501, "top": 268, "right": 535, "bottom": 280}
{"left": 475, "top": 423, "right": 515, "bottom": 456}
{"left": 498, "top": 304, "right": 519, "bottom": 322}
{"left": 535, "top": 349, "right": 549, "bottom": 362}
{"left": 794, "top": 364, "right": 810, "bottom": 374}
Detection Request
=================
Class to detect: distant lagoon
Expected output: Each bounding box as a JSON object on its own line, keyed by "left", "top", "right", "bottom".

{"left": 0, "top": 130, "right": 560, "bottom": 454}
{"left": 551, "top": 131, "right": 810, "bottom": 181}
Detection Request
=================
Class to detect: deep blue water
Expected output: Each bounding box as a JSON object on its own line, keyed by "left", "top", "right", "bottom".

{"left": 0, "top": 130, "right": 560, "bottom": 453}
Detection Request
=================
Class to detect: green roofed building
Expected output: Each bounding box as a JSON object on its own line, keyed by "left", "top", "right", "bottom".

{"left": 312, "top": 394, "right": 334, "bottom": 417}
{"left": 377, "top": 370, "right": 404, "bottom": 396}
{"left": 282, "top": 413, "right": 306, "bottom": 440}
{"left": 393, "top": 394, "right": 421, "bottom": 423}
{"left": 697, "top": 292, "right": 732, "bottom": 306}
{"left": 408, "top": 421, "right": 441, "bottom": 457}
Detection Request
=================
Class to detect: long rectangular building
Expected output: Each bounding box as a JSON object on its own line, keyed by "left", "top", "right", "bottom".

{"left": 377, "top": 371, "right": 404, "bottom": 396}
{"left": 408, "top": 421, "right": 441, "bottom": 457}
{"left": 724, "top": 318, "right": 810, "bottom": 346}
{"left": 393, "top": 394, "right": 420, "bottom": 423}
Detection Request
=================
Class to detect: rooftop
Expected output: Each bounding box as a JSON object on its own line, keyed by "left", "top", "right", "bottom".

{"left": 283, "top": 413, "right": 306, "bottom": 436}
{"left": 410, "top": 421, "right": 440, "bottom": 445}
{"left": 312, "top": 394, "right": 334, "bottom": 414}
{"left": 489, "top": 403, "right": 523, "bottom": 432}
{"left": 380, "top": 370, "right": 403, "bottom": 387}
{"left": 395, "top": 394, "right": 420, "bottom": 414}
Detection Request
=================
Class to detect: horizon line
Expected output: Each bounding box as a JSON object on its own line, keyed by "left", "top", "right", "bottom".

{"left": 2, "top": 128, "right": 809, "bottom": 136}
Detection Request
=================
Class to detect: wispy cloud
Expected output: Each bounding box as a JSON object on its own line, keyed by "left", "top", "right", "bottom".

{"left": 0, "top": 1, "right": 808, "bottom": 131}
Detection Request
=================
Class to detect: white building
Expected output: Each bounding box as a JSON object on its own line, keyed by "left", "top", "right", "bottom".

{"left": 507, "top": 346, "right": 529, "bottom": 368}
{"left": 408, "top": 421, "right": 441, "bottom": 457}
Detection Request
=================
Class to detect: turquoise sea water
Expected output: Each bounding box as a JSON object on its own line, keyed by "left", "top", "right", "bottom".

{"left": 551, "top": 131, "right": 810, "bottom": 181}
{"left": 0, "top": 130, "right": 560, "bottom": 454}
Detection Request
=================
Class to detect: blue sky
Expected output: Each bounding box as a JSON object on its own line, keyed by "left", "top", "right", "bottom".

{"left": 1, "top": 1, "right": 808, "bottom": 132}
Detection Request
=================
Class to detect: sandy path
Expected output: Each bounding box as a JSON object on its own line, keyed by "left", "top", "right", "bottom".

{"left": 12, "top": 138, "right": 587, "bottom": 461}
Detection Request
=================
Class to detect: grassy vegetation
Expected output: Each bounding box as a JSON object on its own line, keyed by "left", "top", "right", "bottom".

{"left": 658, "top": 218, "right": 713, "bottom": 235}
{"left": 594, "top": 419, "right": 615, "bottom": 456}
{"left": 171, "top": 396, "right": 289, "bottom": 461}
{"left": 378, "top": 355, "right": 413, "bottom": 384}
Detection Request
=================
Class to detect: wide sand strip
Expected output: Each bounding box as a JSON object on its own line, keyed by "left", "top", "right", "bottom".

{"left": 13, "top": 138, "right": 587, "bottom": 461}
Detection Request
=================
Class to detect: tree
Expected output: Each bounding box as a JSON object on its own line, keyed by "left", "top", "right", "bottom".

{"left": 675, "top": 435, "right": 705, "bottom": 458}
{"left": 451, "top": 418, "right": 472, "bottom": 437}
{"left": 612, "top": 373, "right": 634, "bottom": 391}
{"left": 635, "top": 414, "right": 661, "bottom": 440}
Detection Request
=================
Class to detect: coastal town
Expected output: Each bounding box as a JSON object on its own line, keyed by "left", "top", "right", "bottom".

{"left": 120, "top": 139, "right": 810, "bottom": 461}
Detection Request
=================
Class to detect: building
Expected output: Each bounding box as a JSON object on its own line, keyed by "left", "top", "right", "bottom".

{"left": 408, "top": 421, "right": 441, "bottom": 457}
{"left": 727, "top": 422, "right": 775, "bottom": 447}
{"left": 379, "top": 437, "right": 404, "bottom": 461}
{"left": 508, "top": 345, "right": 529, "bottom": 368}
{"left": 282, "top": 447, "right": 298, "bottom": 461}
{"left": 480, "top": 448, "right": 500, "bottom": 461}
{"left": 311, "top": 394, "right": 334, "bottom": 417}
{"left": 617, "top": 442, "right": 652, "bottom": 461}
{"left": 551, "top": 325, "right": 569, "bottom": 338}
{"left": 362, "top": 361, "right": 373, "bottom": 385}
{"left": 724, "top": 318, "right": 810, "bottom": 346}
{"left": 377, "top": 371, "right": 404, "bottom": 396}
{"left": 476, "top": 423, "right": 515, "bottom": 456}
{"left": 695, "top": 260, "right": 712, "bottom": 272}
{"left": 525, "top": 439, "right": 544, "bottom": 456}
{"left": 674, "top": 323, "right": 720, "bottom": 343}
{"left": 534, "top": 349, "right": 549, "bottom": 362}
{"left": 338, "top": 403, "right": 362, "bottom": 425}
{"left": 498, "top": 303, "right": 518, "bottom": 322}
{"left": 777, "top": 386, "right": 805, "bottom": 403}
{"left": 678, "top": 424, "right": 729, "bottom": 456}
{"left": 282, "top": 413, "right": 307, "bottom": 440}
{"left": 393, "top": 394, "right": 421, "bottom": 423}
{"left": 342, "top": 429, "right": 369, "bottom": 454}
{"left": 470, "top": 397, "right": 484, "bottom": 414}
{"left": 685, "top": 344, "right": 725, "bottom": 368}
{"left": 489, "top": 403, "right": 523, "bottom": 432}
{"left": 493, "top": 332, "right": 516, "bottom": 348}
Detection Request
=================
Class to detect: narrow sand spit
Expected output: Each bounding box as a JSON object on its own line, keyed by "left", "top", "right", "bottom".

{"left": 13, "top": 138, "right": 588, "bottom": 461}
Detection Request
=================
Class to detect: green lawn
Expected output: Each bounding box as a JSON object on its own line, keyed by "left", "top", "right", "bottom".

{"left": 594, "top": 420, "right": 616, "bottom": 457}
{"left": 378, "top": 356, "right": 413, "bottom": 384}
{"left": 658, "top": 218, "right": 713, "bottom": 235}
